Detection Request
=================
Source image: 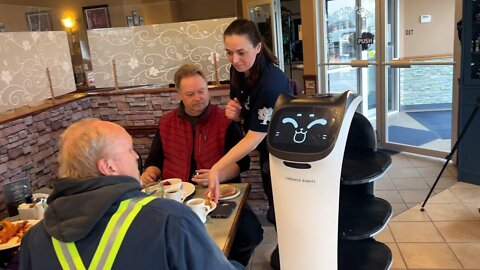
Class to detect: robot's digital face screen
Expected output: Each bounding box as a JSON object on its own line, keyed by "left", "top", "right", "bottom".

{"left": 269, "top": 107, "right": 338, "bottom": 153}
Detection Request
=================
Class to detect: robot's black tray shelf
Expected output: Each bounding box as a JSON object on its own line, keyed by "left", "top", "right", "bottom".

{"left": 341, "top": 150, "right": 392, "bottom": 185}
{"left": 339, "top": 195, "right": 392, "bottom": 240}
{"left": 338, "top": 238, "right": 392, "bottom": 270}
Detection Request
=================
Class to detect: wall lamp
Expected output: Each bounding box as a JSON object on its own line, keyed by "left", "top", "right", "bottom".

{"left": 61, "top": 17, "right": 75, "bottom": 31}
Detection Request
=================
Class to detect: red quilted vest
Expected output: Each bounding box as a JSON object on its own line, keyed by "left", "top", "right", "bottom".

{"left": 160, "top": 105, "right": 231, "bottom": 182}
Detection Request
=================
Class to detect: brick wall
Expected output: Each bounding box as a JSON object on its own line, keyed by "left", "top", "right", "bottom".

{"left": 0, "top": 99, "right": 92, "bottom": 210}
{"left": 0, "top": 89, "right": 268, "bottom": 215}
{"left": 400, "top": 57, "right": 453, "bottom": 107}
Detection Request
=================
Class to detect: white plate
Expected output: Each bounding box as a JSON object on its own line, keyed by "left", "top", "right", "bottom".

{"left": 219, "top": 187, "right": 241, "bottom": 201}
{"left": 0, "top": 219, "right": 40, "bottom": 250}
{"left": 180, "top": 182, "right": 195, "bottom": 202}
{"left": 142, "top": 182, "right": 196, "bottom": 202}
{"left": 207, "top": 201, "right": 217, "bottom": 214}
{"left": 32, "top": 193, "right": 49, "bottom": 200}
{"left": 142, "top": 183, "right": 163, "bottom": 196}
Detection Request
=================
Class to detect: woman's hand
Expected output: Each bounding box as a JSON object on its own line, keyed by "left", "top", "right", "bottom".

{"left": 206, "top": 167, "right": 221, "bottom": 203}
{"left": 225, "top": 98, "right": 242, "bottom": 121}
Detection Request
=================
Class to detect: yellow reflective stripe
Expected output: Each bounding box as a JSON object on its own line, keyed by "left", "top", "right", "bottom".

{"left": 52, "top": 238, "right": 72, "bottom": 270}
{"left": 88, "top": 199, "right": 132, "bottom": 269}
{"left": 52, "top": 238, "right": 87, "bottom": 270}
{"left": 102, "top": 196, "right": 155, "bottom": 269}
{"left": 52, "top": 196, "right": 156, "bottom": 270}
{"left": 66, "top": 242, "right": 87, "bottom": 270}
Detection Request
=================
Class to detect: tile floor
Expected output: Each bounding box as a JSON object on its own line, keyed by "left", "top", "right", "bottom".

{"left": 376, "top": 112, "right": 452, "bottom": 153}
{"left": 247, "top": 152, "right": 480, "bottom": 270}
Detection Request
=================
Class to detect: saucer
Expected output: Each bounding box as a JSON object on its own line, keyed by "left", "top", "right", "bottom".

{"left": 207, "top": 201, "right": 217, "bottom": 214}
{"left": 180, "top": 182, "right": 195, "bottom": 202}
{"left": 143, "top": 182, "right": 196, "bottom": 201}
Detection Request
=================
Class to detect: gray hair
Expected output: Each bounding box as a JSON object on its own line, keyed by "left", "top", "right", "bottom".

{"left": 174, "top": 64, "right": 207, "bottom": 89}
{"left": 57, "top": 118, "right": 107, "bottom": 178}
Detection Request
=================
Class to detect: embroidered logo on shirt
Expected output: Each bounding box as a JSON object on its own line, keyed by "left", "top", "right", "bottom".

{"left": 258, "top": 107, "right": 273, "bottom": 125}
{"left": 245, "top": 96, "right": 250, "bottom": 110}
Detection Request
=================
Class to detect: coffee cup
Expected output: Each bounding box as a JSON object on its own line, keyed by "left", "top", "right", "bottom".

{"left": 164, "top": 187, "right": 182, "bottom": 202}
{"left": 186, "top": 198, "right": 211, "bottom": 223}
{"left": 160, "top": 178, "right": 182, "bottom": 191}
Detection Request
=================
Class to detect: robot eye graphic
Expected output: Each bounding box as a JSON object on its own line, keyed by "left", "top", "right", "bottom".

{"left": 281, "top": 117, "right": 327, "bottom": 143}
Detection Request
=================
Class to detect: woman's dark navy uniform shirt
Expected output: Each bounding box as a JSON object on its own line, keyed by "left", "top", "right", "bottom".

{"left": 229, "top": 54, "right": 291, "bottom": 156}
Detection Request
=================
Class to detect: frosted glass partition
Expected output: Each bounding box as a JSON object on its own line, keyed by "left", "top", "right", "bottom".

{"left": 88, "top": 17, "right": 235, "bottom": 88}
{"left": 0, "top": 31, "right": 75, "bottom": 113}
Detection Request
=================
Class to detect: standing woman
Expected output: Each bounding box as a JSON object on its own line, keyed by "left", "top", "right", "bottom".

{"left": 208, "top": 19, "right": 291, "bottom": 216}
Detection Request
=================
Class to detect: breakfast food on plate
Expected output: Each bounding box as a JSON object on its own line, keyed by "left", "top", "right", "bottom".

{"left": 219, "top": 184, "right": 237, "bottom": 198}
{"left": 204, "top": 199, "right": 212, "bottom": 207}
{"left": 160, "top": 178, "right": 182, "bottom": 190}
{"left": 0, "top": 220, "right": 33, "bottom": 245}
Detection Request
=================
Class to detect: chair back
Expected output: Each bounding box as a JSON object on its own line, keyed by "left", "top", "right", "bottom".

{"left": 289, "top": 79, "right": 303, "bottom": 96}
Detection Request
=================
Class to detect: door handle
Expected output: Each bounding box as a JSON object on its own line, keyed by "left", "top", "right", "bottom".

{"left": 320, "top": 60, "right": 376, "bottom": 68}
{"left": 350, "top": 60, "right": 369, "bottom": 67}
{"left": 383, "top": 60, "right": 411, "bottom": 68}
{"left": 381, "top": 60, "right": 456, "bottom": 68}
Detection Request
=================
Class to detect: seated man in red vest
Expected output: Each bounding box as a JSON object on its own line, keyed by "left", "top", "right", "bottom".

{"left": 141, "top": 64, "right": 263, "bottom": 266}
{"left": 19, "top": 118, "right": 242, "bottom": 270}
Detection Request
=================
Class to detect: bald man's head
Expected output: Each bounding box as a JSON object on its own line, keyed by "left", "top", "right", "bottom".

{"left": 58, "top": 118, "right": 140, "bottom": 180}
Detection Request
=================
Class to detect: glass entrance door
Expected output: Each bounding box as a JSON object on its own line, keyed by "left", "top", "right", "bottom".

{"left": 380, "top": 0, "right": 455, "bottom": 155}
{"left": 319, "top": 0, "right": 456, "bottom": 156}
{"left": 248, "top": 0, "right": 284, "bottom": 70}
{"left": 321, "top": 0, "right": 376, "bottom": 116}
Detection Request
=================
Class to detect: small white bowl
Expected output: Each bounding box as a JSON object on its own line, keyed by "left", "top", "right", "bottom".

{"left": 160, "top": 178, "right": 182, "bottom": 191}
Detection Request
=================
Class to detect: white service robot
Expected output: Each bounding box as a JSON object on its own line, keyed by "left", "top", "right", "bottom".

{"left": 267, "top": 91, "right": 361, "bottom": 270}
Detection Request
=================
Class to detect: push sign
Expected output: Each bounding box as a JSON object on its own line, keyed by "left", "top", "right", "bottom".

{"left": 357, "top": 37, "right": 374, "bottom": 45}
{"left": 357, "top": 32, "right": 375, "bottom": 50}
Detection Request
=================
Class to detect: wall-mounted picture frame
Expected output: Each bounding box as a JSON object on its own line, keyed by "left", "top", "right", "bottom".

{"left": 83, "top": 5, "right": 111, "bottom": 30}
{"left": 303, "top": 74, "right": 317, "bottom": 95}
{"left": 26, "top": 11, "right": 52, "bottom": 32}
{"left": 132, "top": 11, "right": 140, "bottom": 26}
{"left": 126, "top": 16, "right": 134, "bottom": 27}
{"left": 139, "top": 17, "right": 145, "bottom": 26}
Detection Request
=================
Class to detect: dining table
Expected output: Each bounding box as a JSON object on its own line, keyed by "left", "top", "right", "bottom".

{"left": 0, "top": 183, "right": 250, "bottom": 267}
{"left": 188, "top": 183, "right": 250, "bottom": 255}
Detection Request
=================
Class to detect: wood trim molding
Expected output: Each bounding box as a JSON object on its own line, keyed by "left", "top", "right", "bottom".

{"left": 0, "top": 93, "right": 88, "bottom": 125}
{"left": 0, "top": 85, "right": 231, "bottom": 125}
{"left": 123, "top": 125, "right": 158, "bottom": 136}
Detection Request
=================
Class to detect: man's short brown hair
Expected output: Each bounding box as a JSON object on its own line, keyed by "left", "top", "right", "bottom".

{"left": 174, "top": 64, "right": 207, "bottom": 89}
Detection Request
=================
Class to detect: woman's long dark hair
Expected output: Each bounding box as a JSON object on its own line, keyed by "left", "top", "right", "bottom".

{"left": 224, "top": 19, "right": 278, "bottom": 88}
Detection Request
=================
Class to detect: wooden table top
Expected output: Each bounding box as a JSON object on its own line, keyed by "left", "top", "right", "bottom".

{"left": 189, "top": 183, "right": 250, "bottom": 255}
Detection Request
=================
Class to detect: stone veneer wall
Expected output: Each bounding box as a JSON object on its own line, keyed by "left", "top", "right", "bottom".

{"left": 0, "top": 99, "right": 92, "bottom": 210}
{"left": 400, "top": 57, "right": 453, "bottom": 108}
{"left": 0, "top": 89, "right": 268, "bottom": 215}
